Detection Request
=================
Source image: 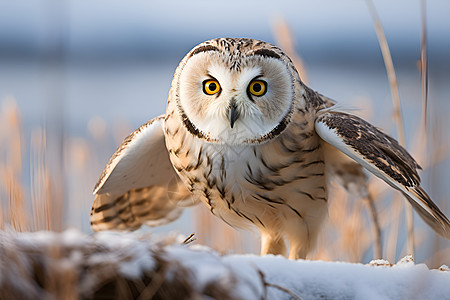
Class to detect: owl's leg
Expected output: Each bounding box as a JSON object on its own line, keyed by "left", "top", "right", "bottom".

{"left": 286, "top": 214, "right": 325, "bottom": 260}
{"left": 288, "top": 242, "right": 309, "bottom": 260}
{"left": 260, "top": 231, "right": 286, "bottom": 257}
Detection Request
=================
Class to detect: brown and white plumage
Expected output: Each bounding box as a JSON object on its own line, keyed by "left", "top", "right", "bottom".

{"left": 91, "top": 38, "right": 450, "bottom": 259}
{"left": 91, "top": 116, "right": 193, "bottom": 231}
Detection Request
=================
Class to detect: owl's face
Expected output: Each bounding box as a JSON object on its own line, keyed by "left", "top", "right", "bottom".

{"left": 174, "top": 38, "right": 298, "bottom": 145}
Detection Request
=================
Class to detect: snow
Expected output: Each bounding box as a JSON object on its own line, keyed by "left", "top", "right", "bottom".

{"left": 227, "top": 255, "right": 450, "bottom": 300}
{"left": 0, "top": 229, "right": 449, "bottom": 299}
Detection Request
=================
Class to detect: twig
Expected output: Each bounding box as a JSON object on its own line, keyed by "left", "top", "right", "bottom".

{"left": 366, "top": 192, "right": 382, "bottom": 259}
{"left": 257, "top": 269, "right": 303, "bottom": 300}
{"left": 366, "top": 0, "right": 414, "bottom": 257}
{"left": 265, "top": 282, "right": 304, "bottom": 300}
{"left": 183, "top": 233, "right": 197, "bottom": 245}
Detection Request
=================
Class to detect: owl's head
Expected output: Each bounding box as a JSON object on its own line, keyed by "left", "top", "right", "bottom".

{"left": 171, "top": 38, "right": 302, "bottom": 145}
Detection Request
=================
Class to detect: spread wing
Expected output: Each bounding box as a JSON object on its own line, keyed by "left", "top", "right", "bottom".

{"left": 91, "top": 115, "right": 194, "bottom": 231}
{"left": 315, "top": 110, "right": 450, "bottom": 239}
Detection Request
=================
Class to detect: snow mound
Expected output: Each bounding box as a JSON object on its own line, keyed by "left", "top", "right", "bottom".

{"left": 0, "top": 229, "right": 448, "bottom": 299}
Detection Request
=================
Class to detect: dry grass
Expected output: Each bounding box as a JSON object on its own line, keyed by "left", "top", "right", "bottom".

{"left": 366, "top": 0, "right": 415, "bottom": 256}
{"left": 0, "top": 10, "right": 449, "bottom": 268}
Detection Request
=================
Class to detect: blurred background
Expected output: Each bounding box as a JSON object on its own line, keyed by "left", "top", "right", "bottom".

{"left": 0, "top": 0, "right": 449, "bottom": 266}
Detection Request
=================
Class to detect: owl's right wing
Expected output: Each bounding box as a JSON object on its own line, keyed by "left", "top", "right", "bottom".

{"left": 315, "top": 110, "right": 450, "bottom": 239}
{"left": 90, "top": 115, "right": 194, "bottom": 232}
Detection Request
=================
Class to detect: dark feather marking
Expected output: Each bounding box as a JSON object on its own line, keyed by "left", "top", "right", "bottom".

{"left": 217, "top": 184, "right": 226, "bottom": 199}
{"left": 220, "top": 155, "right": 226, "bottom": 179}
{"left": 308, "top": 173, "right": 324, "bottom": 177}
{"left": 94, "top": 195, "right": 127, "bottom": 213}
{"left": 246, "top": 172, "right": 313, "bottom": 190}
{"left": 260, "top": 156, "right": 280, "bottom": 173}
{"left": 206, "top": 157, "right": 213, "bottom": 177}
{"left": 292, "top": 158, "right": 306, "bottom": 164}
{"left": 194, "top": 146, "right": 204, "bottom": 169}
{"left": 93, "top": 215, "right": 118, "bottom": 224}
{"left": 232, "top": 207, "right": 242, "bottom": 217}
{"left": 254, "top": 215, "right": 265, "bottom": 228}
{"left": 206, "top": 176, "right": 217, "bottom": 189}
{"left": 252, "top": 194, "right": 285, "bottom": 204}
{"left": 134, "top": 199, "right": 148, "bottom": 207}
{"left": 299, "top": 132, "right": 314, "bottom": 139}
{"left": 296, "top": 120, "right": 309, "bottom": 129}
{"left": 189, "top": 45, "right": 220, "bottom": 58}
{"left": 203, "top": 188, "right": 213, "bottom": 209}
{"left": 301, "top": 160, "right": 325, "bottom": 168}
{"left": 180, "top": 111, "right": 216, "bottom": 142}
{"left": 300, "top": 144, "right": 320, "bottom": 153}
{"left": 117, "top": 205, "right": 133, "bottom": 216}
{"left": 303, "top": 86, "right": 329, "bottom": 111}
{"left": 219, "top": 215, "right": 234, "bottom": 227}
{"left": 279, "top": 138, "right": 297, "bottom": 153}
{"left": 241, "top": 212, "right": 255, "bottom": 224}
{"left": 135, "top": 209, "right": 154, "bottom": 218}
{"left": 246, "top": 163, "right": 253, "bottom": 176}
{"left": 297, "top": 190, "right": 314, "bottom": 201}
{"left": 172, "top": 126, "right": 180, "bottom": 136}
{"left": 251, "top": 48, "right": 281, "bottom": 60}
{"left": 173, "top": 145, "right": 182, "bottom": 156}
{"left": 245, "top": 103, "right": 292, "bottom": 144}
{"left": 286, "top": 204, "right": 303, "bottom": 219}
{"left": 231, "top": 207, "right": 254, "bottom": 224}
{"left": 185, "top": 164, "right": 195, "bottom": 172}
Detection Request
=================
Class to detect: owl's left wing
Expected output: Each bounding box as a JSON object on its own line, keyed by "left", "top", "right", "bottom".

{"left": 315, "top": 110, "right": 450, "bottom": 239}
{"left": 91, "top": 115, "right": 193, "bottom": 232}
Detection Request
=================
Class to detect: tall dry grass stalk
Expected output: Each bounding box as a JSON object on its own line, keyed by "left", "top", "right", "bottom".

{"left": 420, "top": 0, "right": 428, "bottom": 130}
{"left": 0, "top": 97, "right": 64, "bottom": 232}
{"left": 30, "top": 128, "right": 52, "bottom": 230}
{"left": 366, "top": 0, "right": 415, "bottom": 257}
{"left": 271, "top": 17, "right": 309, "bottom": 84}
{"left": 0, "top": 98, "right": 29, "bottom": 231}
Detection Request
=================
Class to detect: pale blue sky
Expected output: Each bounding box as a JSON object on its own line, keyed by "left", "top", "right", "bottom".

{"left": 0, "top": 0, "right": 449, "bottom": 62}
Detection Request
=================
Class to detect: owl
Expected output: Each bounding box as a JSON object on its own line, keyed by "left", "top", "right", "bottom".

{"left": 90, "top": 38, "right": 450, "bottom": 259}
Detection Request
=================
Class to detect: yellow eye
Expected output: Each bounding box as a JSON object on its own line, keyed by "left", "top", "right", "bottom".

{"left": 203, "top": 80, "right": 221, "bottom": 95}
{"left": 248, "top": 80, "right": 267, "bottom": 97}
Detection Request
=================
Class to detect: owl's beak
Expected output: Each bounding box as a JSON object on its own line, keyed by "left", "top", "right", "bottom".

{"left": 229, "top": 103, "right": 240, "bottom": 128}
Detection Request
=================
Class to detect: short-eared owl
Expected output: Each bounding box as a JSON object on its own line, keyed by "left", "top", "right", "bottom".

{"left": 91, "top": 38, "right": 450, "bottom": 259}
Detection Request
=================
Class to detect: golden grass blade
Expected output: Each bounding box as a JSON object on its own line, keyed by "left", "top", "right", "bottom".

{"left": 420, "top": 0, "right": 428, "bottom": 130}
{"left": 30, "top": 128, "right": 52, "bottom": 230}
{"left": 366, "top": 192, "right": 382, "bottom": 258}
{"left": 0, "top": 98, "right": 29, "bottom": 231}
{"left": 271, "top": 16, "right": 309, "bottom": 84}
{"left": 366, "top": 0, "right": 414, "bottom": 257}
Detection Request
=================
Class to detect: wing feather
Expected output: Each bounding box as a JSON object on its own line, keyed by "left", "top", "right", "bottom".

{"left": 91, "top": 115, "right": 193, "bottom": 231}
{"left": 315, "top": 111, "right": 450, "bottom": 239}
